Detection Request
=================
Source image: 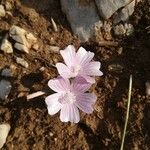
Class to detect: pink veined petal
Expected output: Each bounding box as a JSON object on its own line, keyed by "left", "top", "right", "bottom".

{"left": 60, "top": 45, "right": 76, "bottom": 67}
{"left": 60, "top": 104, "right": 80, "bottom": 123}
{"left": 76, "top": 47, "right": 94, "bottom": 65}
{"left": 48, "top": 77, "right": 70, "bottom": 93}
{"left": 83, "top": 61, "right": 103, "bottom": 76}
{"left": 81, "top": 75, "right": 96, "bottom": 83}
{"left": 45, "top": 93, "right": 62, "bottom": 115}
{"left": 56, "top": 63, "right": 70, "bottom": 79}
{"left": 75, "top": 93, "right": 97, "bottom": 114}
{"left": 71, "top": 76, "right": 92, "bottom": 94}
{"left": 76, "top": 47, "right": 87, "bottom": 61}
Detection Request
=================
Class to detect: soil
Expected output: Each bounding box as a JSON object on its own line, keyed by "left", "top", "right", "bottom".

{"left": 0, "top": 0, "right": 150, "bottom": 149}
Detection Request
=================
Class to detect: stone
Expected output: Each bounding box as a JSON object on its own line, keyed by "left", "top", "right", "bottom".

{"left": 113, "top": 0, "right": 135, "bottom": 24}
{"left": 14, "top": 43, "right": 29, "bottom": 53}
{"left": 124, "top": 23, "right": 134, "bottom": 35}
{"left": 113, "top": 24, "right": 126, "bottom": 36}
{"left": 26, "top": 33, "right": 37, "bottom": 47}
{"left": 61, "top": 0, "right": 101, "bottom": 41}
{"left": 0, "top": 80, "right": 12, "bottom": 100}
{"left": 16, "top": 57, "right": 29, "bottom": 68}
{"left": 108, "top": 64, "right": 124, "bottom": 73}
{"left": 12, "top": 34, "right": 28, "bottom": 46}
{"left": 0, "top": 5, "right": 6, "bottom": 17}
{"left": 0, "top": 39, "right": 13, "bottom": 53}
{"left": 10, "top": 25, "right": 26, "bottom": 35}
{"left": 9, "top": 25, "right": 38, "bottom": 53}
{"left": 32, "top": 43, "right": 39, "bottom": 50}
{"left": 113, "top": 23, "right": 134, "bottom": 36}
{"left": 1, "top": 68, "right": 12, "bottom": 77}
{"left": 5, "top": 1, "right": 13, "bottom": 11}
{"left": 145, "top": 81, "right": 150, "bottom": 96}
{"left": 49, "top": 46, "right": 60, "bottom": 53}
{"left": 95, "top": 0, "right": 133, "bottom": 19}
{"left": 0, "top": 123, "right": 11, "bottom": 149}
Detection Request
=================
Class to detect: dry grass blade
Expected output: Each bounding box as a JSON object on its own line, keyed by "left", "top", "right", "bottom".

{"left": 120, "top": 75, "right": 132, "bottom": 150}
{"left": 27, "top": 91, "right": 45, "bottom": 100}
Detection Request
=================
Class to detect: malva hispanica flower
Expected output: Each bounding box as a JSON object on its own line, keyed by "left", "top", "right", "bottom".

{"left": 45, "top": 77, "right": 97, "bottom": 123}
{"left": 56, "top": 45, "right": 103, "bottom": 83}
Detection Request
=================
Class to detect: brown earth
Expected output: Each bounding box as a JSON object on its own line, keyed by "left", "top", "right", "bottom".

{"left": 0, "top": 0, "right": 150, "bottom": 149}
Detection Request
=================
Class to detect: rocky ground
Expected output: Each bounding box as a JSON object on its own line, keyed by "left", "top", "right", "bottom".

{"left": 0, "top": 0, "right": 150, "bottom": 149}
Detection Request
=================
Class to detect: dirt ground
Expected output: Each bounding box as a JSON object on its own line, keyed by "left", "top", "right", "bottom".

{"left": 0, "top": 0, "right": 150, "bottom": 149}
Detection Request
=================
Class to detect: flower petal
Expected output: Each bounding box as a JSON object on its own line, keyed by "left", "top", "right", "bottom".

{"left": 71, "top": 77, "right": 92, "bottom": 94}
{"left": 83, "top": 61, "right": 103, "bottom": 76}
{"left": 75, "top": 93, "right": 97, "bottom": 114}
{"left": 45, "top": 93, "right": 62, "bottom": 115}
{"left": 76, "top": 47, "right": 94, "bottom": 65}
{"left": 60, "top": 45, "right": 76, "bottom": 67}
{"left": 48, "top": 77, "right": 70, "bottom": 93}
{"left": 81, "top": 75, "right": 96, "bottom": 83}
{"left": 56, "top": 63, "right": 70, "bottom": 78}
{"left": 60, "top": 104, "right": 80, "bottom": 123}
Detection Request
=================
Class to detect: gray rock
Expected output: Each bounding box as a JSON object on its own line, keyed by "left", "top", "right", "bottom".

{"left": 16, "top": 57, "right": 29, "bottom": 68}
{"left": 114, "top": 0, "right": 135, "bottom": 24}
{"left": 0, "top": 5, "right": 6, "bottom": 17}
{"left": 1, "top": 68, "right": 12, "bottom": 77}
{"left": 0, "top": 80, "right": 12, "bottom": 100}
{"left": 0, "top": 39, "right": 13, "bottom": 53}
{"left": 61, "top": 0, "right": 101, "bottom": 41}
{"left": 95, "top": 0, "right": 132, "bottom": 19}
{"left": 0, "top": 123, "right": 11, "bottom": 149}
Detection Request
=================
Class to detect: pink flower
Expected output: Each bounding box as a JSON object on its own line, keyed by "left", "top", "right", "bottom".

{"left": 45, "top": 77, "right": 97, "bottom": 123}
{"left": 56, "top": 45, "right": 103, "bottom": 83}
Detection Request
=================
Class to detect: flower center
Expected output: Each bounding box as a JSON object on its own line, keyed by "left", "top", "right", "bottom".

{"left": 70, "top": 65, "right": 81, "bottom": 78}
{"left": 58, "top": 91, "right": 76, "bottom": 104}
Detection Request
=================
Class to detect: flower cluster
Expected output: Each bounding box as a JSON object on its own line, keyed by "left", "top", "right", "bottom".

{"left": 45, "top": 45, "right": 103, "bottom": 123}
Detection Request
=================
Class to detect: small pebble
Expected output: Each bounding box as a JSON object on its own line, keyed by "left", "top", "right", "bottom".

{"left": 14, "top": 43, "right": 29, "bottom": 53}
{"left": 39, "top": 67, "right": 45, "bottom": 72}
{"left": 16, "top": 57, "right": 29, "bottom": 68}
{"left": 50, "top": 132, "right": 54, "bottom": 137}
{"left": 108, "top": 64, "right": 124, "bottom": 73}
{"left": 0, "top": 80, "right": 12, "bottom": 100}
{"left": 0, "top": 39, "right": 13, "bottom": 53}
{"left": 5, "top": 1, "right": 13, "bottom": 10}
{"left": 1, "top": 68, "right": 12, "bottom": 77}
{"left": 113, "top": 23, "right": 134, "bottom": 36}
{"left": 113, "top": 24, "right": 126, "bottom": 36}
{"left": 49, "top": 46, "right": 60, "bottom": 53}
{"left": 124, "top": 23, "right": 134, "bottom": 36}
{"left": 145, "top": 81, "right": 150, "bottom": 96}
{"left": 26, "top": 33, "right": 37, "bottom": 44}
{"left": 9, "top": 25, "right": 38, "bottom": 53}
{"left": 9, "top": 25, "right": 26, "bottom": 35}
{"left": 0, "top": 123, "right": 11, "bottom": 149}
{"left": 0, "top": 5, "right": 6, "bottom": 17}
